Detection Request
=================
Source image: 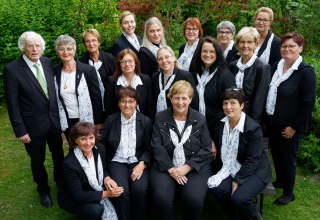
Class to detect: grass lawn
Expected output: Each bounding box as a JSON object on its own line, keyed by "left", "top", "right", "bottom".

{"left": 0, "top": 104, "right": 319, "bottom": 220}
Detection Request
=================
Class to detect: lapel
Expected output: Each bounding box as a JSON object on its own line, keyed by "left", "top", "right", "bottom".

{"left": 75, "top": 61, "right": 83, "bottom": 91}
{"left": 257, "top": 31, "right": 272, "bottom": 57}
{"left": 120, "top": 34, "right": 139, "bottom": 54}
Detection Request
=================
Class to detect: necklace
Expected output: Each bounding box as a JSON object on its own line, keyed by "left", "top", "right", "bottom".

{"left": 62, "top": 72, "right": 73, "bottom": 90}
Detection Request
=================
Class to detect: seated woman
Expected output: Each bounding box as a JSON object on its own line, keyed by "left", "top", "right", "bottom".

{"left": 104, "top": 48, "right": 154, "bottom": 119}
{"left": 152, "top": 45, "right": 199, "bottom": 114}
{"left": 208, "top": 88, "right": 271, "bottom": 220}
{"left": 54, "top": 35, "right": 104, "bottom": 140}
{"left": 100, "top": 86, "right": 153, "bottom": 220}
{"left": 58, "top": 121, "right": 124, "bottom": 219}
{"left": 150, "top": 80, "right": 212, "bottom": 220}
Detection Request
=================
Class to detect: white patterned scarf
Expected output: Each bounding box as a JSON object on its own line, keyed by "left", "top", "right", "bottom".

{"left": 114, "top": 111, "right": 137, "bottom": 162}
{"left": 208, "top": 112, "right": 245, "bottom": 188}
{"left": 89, "top": 60, "right": 105, "bottom": 111}
{"left": 170, "top": 125, "right": 192, "bottom": 167}
{"left": 255, "top": 32, "right": 274, "bottom": 64}
{"left": 196, "top": 68, "right": 217, "bottom": 116}
{"left": 223, "top": 40, "right": 234, "bottom": 59}
{"left": 177, "top": 39, "right": 199, "bottom": 71}
{"left": 235, "top": 54, "right": 257, "bottom": 88}
{"left": 156, "top": 72, "right": 176, "bottom": 112}
{"left": 266, "top": 56, "right": 302, "bottom": 115}
{"left": 55, "top": 74, "right": 94, "bottom": 131}
{"left": 74, "top": 147, "right": 118, "bottom": 220}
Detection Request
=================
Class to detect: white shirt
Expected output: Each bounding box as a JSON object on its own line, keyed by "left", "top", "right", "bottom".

{"left": 23, "top": 54, "right": 47, "bottom": 82}
{"left": 60, "top": 70, "right": 79, "bottom": 118}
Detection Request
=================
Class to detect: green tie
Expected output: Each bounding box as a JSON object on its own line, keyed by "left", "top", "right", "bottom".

{"left": 34, "top": 63, "right": 48, "bottom": 98}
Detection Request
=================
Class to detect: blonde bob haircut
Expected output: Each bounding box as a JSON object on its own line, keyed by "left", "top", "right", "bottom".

{"left": 234, "top": 27, "right": 260, "bottom": 49}
{"left": 167, "top": 80, "right": 194, "bottom": 100}
{"left": 255, "top": 7, "right": 274, "bottom": 22}
{"left": 82, "top": 29, "right": 101, "bottom": 44}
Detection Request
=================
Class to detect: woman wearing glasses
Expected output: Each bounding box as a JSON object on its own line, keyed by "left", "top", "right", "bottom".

{"left": 178, "top": 17, "right": 203, "bottom": 72}
{"left": 100, "top": 86, "right": 153, "bottom": 220}
{"left": 265, "top": 33, "right": 316, "bottom": 205}
{"left": 152, "top": 46, "right": 199, "bottom": 116}
{"left": 104, "top": 49, "right": 154, "bottom": 119}
{"left": 254, "top": 7, "right": 281, "bottom": 66}
{"left": 216, "top": 21, "right": 240, "bottom": 64}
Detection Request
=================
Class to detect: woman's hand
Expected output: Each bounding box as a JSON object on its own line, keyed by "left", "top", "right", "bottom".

{"left": 168, "top": 165, "right": 192, "bottom": 180}
{"left": 131, "top": 161, "right": 145, "bottom": 181}
{"left": 175, "top": 176, "right": 188, "bottom": 185}
{"left": 281, "top": 126, "right": 296, "bottom": 139}
{"left": 104, "top": 176, "right": 118, "bottom": 190}
{"left": 231, "top": 181, "right": 238, "bottom": 195}
{"left": 211, "top": 141, "right": 217, "bottom": 160}
{"left": 102, "top": 187, "right": 124, "bottom": 198}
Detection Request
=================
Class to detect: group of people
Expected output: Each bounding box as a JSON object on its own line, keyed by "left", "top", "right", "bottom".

{"left": 4, "top": 6, "right": 316, "bottom": 220}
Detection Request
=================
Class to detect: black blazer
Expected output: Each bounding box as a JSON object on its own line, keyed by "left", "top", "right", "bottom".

{"left": 112, "top": 33, "right": 142, "bottom": 57}
{"left": 54, "top": 61, "right": 104, "bottom": 124}
{"left": 151, "top": 107, "right": 212, "bottom": 173}
{"left": 58, "top": 145, "right": 107, "bottom": 206}
{"left": 78, "top": 50, "right": 116, "bottom": 85}
{"left": 225, "top": 45, "right": 240, "bottom": 65}
{"left": 178, "top": 41, "right": 202, "bottom": 72}
{"left": 266, "top": 61, "right": 316, "bottom": 133}
{"left": 4, "top": 56, "right": 60, "bottom": 137}
{"left": 193, "top": 67, "right": 235, "bottom": 140}
{"left": 104, "top": 74, "right": 154, "bottom": 119}
{"left": 215, "top": 115, "right": 272, "bottom": 184}
{"left": 100, "top": 111, "right": 153, "bottom": 166}
{"left": 152, "top": 67, "right": 199, "bottom": 114}
{"left": 256, "top": 31, "right": 281, "bottom": 67}
{"left": 229, "top": 58, "right": 270, "bottom": 122}
{"left": 138, "top": 47, "right": 158, "bottom": 77}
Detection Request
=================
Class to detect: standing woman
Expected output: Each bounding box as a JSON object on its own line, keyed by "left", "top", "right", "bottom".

{"left": 229, "top": 27, "right": 270, "bottom": 122}
{"left": 105, "top": 49, "right": 154, "bottom": 119}
{"left": 112, "top": 11, "right": 142, "bottom": 57}
{"left": 152, "top": 46, "right": 199, "bottom": 115}
{"left": 150, "top": 80, "right": 212, "bottom": 220}
{"left": 216, "top": 21, "right": 240, "bottom": 64}
{"left": 138, "top": 17, "right": 167, "bottom": 77}
{"left": 100, "top": 87, "right": 152, "bottom": 220}
{"left": 254, "top": 7, "right": 281, "bottom": 66}
{"left": 54, "top": 35, "right": 104, "bottom": 140}
{"left": 178, "top": 17, "right": 203, "bottom": 72}
{"left": 266, "top": 33, "right": 316, "bottom": 205}
{"left": 208, "top": 88, "right": 271, "bottom": 220}
{"left": 190, "top": 36, "right": 235, "bottom": 141}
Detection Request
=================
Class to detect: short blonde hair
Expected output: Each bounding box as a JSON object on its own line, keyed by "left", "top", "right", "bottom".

{"left": 119, "top": 11, "right": 135, "bottom": 25}
{"left": 82, "top": 29, "right": 101, "bottom": 44}
{"left": 167, "top": 80, "right": 194, "bottom": 99}
{"left": 234, "top": 27, "right": 260, "bottom": 49}
{"left": 255, "top": 7, "right": 274, "bottom": 22}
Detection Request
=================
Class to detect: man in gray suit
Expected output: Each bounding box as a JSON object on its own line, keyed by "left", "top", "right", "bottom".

{"left": 4, "top": 31, "right": 64, "bottom": 208}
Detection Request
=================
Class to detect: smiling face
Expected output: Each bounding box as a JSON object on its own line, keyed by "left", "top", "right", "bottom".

{"left": 120, "top": 53, "right": 136, "bottom": 75}
{"left": 171, "top": 92, "right": 192, "bottom": 116}
{"left": 24, "top": 40, "right": 43, "bottom": 62}
{"left": 237, "top": 35, "right": 257, "bottom": 58}
{"left": 217, "top": 28, "right": 233, "bottom": 47}
{"left": 185, "top": 24, "right": 199, "bottom": 43}
{"left": 157, "top": 48, "right": 175, "bottom": 74}
{"left": 121, "top": 14, "right": 136, "bottom": 36}
{"left": 83, "top": 33, "right": 100, "bottom": 54}
{"left": 281, "top": 38, "right": 303, "bottom": 63}
{"left": 118, "top": 96, "right": 137, "bottom": 119}
{"left": 147, "top": 23, "right": 162, "bottom": 44}
{"left": 255, "top": 12, "right": 271, "bottom": 33}
{"left": 223, "top": 98, "right": 244, "bottom": 121}
{"left": 57, "top": 44, "right": 76, "bottom": 63}
{"left": 76, "top": 133, "right": 96, "bottom": 156}
{"left": 201, "top": 42, "right": 217, "bottom": 68}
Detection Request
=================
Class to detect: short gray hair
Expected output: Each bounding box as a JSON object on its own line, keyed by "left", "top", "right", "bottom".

{"left": 18, "top": 31, "right": 45, "bottom": 53}
{"left": 216, "top": 21, "right": 236, "bottom": 35}
{"left": 54, "top": 35, "right": 77, "bottom": 52}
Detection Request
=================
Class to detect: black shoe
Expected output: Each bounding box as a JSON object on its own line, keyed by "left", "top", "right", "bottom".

{"left": 273, "top": 194, "right": 295, "bottom": 205}
{"left": 272, "top": 181, "right": 283, "bottom": 188}
{"left": 39, "top": 192, "right": 53, "bottom": 208}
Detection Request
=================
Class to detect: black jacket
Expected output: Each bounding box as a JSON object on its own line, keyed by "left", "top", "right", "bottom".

{"left": 215, "top": 115, "right": 272, "bottom": 184}
{"left": 100, "top": 111, "right": 153, "bottom": 166}
{"left": 151, "top": 107, "right": 212, "bottom": 173}
{"left": 256, "top": 31, "right": 281, "bottom": 67}
{"left": 138, "top": 47, "right": 158, "bottom": 77}
{"left": 229, "top": 58, "right": 270, "bottom": 122}
{"left": 178, "top": 41, "right": 202, "bottom": 72}
{"left": 152, "top": 67, "right": 199, "bottom": 114}
{"left": 266, "top": 61, "right": 316, "bottom": 133}
{"left": 225, "top": 45, "right": 240, "bottom": 65}
{"left": 112, "top": 33, "right": 142, "bottom": 57}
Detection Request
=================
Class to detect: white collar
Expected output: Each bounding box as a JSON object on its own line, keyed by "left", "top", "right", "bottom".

{"left": 221, "top": 111, "right": 246, "bottom": 133}
{"left": 23, "top": 54, "right": 41, "bottom": 68}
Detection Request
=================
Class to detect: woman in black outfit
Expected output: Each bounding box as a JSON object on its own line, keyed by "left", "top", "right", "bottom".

{"left": 265, "top": 32, "right": 316, "bottom": 205}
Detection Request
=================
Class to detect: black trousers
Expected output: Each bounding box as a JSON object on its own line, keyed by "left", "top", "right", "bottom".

{"left": 150, "top": 166, "right": 212, "bottom": 220}
{"left": 109, "top": 161, "right": 149, "bottom": 220}
{"left": 59, "top": 199, "right": 104, "bottom": 219}
{"left": 269, "top": 130, "right": 301, "bottom": 196}
{"left": 24, "top": 125, "right": 64, "bottom": 193}
{"left": 209, "top": 175, "right": 266, "bottom": 220}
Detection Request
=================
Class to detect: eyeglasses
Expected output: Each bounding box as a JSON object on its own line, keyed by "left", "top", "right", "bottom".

{"left": 218, "top": 31, "right": 232, "bottom": 35}
{"left": 119, "top": 99, "right": 136, "bottom": 106}
{"left": 255, "top": 18, "right": 270, "bottom": 23}
{"left": 201, "top": 49, "right": 216, "bottom": 54}
{"left": 280, "top": 44, "right": 300, "bottom": 49}
{"left": 84, "top": 39, "right": 98, "bottom": 44}
{"left": 58, "top": 47, "right": 74, "bottom": 52}
{"left": 185, "top": 28, "right": 198, "bottom": 33}
{"left": 225, "top": 88, "right": 241, "bottom": 92}
{"left": 120, "top": 59, "right": 134, "bottom": 65}
{"left": 157, "top": 55, "right": 173, "bottom": 62}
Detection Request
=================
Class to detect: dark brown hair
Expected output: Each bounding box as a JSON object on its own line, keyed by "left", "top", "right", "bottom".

{"left": 117, "top": 86, "right": 139, "bottom": 104}
{"left": 114, "top": 49, "right": 141, "bottom": 78}
{"left": 69, "top": 122, "right": 100, "bottom": 150}
{"left": 222, "top": 88, "right": 246, "bottom": 106}
{"left": 280, "top": 32, "right": 305, "bottom": 49}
